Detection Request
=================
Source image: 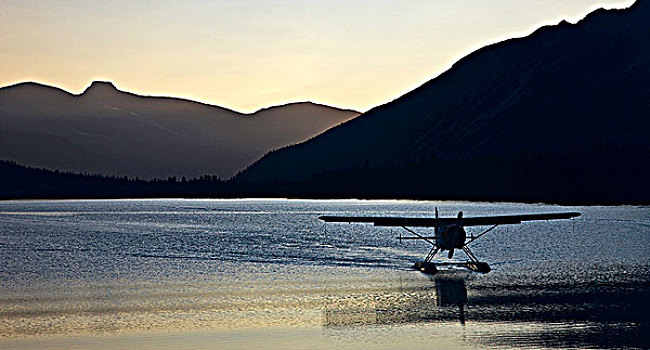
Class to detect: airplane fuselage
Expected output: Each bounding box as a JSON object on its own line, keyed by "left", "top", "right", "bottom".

{"left": 319, "top": 209, "right": 580, "bottom": 274}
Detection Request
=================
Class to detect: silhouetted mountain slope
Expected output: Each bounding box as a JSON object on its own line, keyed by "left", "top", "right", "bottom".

{"left": 0, "top": 81, "right": 359, "bottom": 179}
{"left": 236, "top": 1, "right": 650, "bottom": 203}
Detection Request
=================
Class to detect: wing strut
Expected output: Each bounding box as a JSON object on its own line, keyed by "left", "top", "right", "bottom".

{"left": 400, "top": 226, "right": 440, "bottom": 262}
{"left": 465, "top": 224, "right": 499, "bottom": 245}
{"left": 401, "top": 226, "right": 435, "bottom": 246}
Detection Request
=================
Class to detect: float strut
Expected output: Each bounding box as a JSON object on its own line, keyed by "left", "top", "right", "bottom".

{"left": 425, "top": 247, "right": 439, "bottom": 263}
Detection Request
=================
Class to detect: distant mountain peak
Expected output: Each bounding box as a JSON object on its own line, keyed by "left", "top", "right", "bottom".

{"left": 82, "top": 81, "right": 120, "bottom": 95}
{"left": 0, "top": 79, "right": 360, "bottom": 180}
{"left": 252, "top": 101, "right": 360, "bottom": 115}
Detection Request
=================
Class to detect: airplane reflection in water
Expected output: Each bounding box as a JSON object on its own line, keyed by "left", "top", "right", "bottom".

{"left": 434, "top": 276, "right": 467, "bottom": 325}
{"left": 324, "top": 275, "right": 468, "bottom": 327}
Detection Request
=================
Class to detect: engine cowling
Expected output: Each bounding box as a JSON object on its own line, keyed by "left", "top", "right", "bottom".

{"left": 436, "top": 225, "right": 467, "bottom": 251}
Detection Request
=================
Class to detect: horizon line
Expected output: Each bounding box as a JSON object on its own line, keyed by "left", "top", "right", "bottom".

{"left": 0, "top": 80, "right": 363, "bottom": 116}
{"left": 0, "top": 1, "right": 635, "bottom": 116}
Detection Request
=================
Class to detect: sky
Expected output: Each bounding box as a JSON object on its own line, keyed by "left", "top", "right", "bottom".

{"left": 0, "top": 0, "right": 634, "bottom": 113}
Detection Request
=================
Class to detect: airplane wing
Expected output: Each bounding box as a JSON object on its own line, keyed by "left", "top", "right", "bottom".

{"left": 319, "top": 212, "right": 580, "bottom": 227}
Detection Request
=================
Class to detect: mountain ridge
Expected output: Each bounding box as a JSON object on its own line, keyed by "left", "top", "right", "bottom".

{"left": 1, "top": 81, "right": 359, "bottom": 117}
{"left": 0, "top": 81, "right": 360, "bottom": 179}
{"left": 234, "top": 1, "right": 650, "bottom": 203}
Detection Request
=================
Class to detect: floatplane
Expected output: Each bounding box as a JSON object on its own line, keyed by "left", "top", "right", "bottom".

{"left": 319, "top": 209, "right": 580, "bottom": 274}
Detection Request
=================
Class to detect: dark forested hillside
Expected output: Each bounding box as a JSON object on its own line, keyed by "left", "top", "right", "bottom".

{"left": 0, "top": 160, "right": 226, "bottom": 199}
{"left": 235, "top": 1, "right": 650, "bottom": 203}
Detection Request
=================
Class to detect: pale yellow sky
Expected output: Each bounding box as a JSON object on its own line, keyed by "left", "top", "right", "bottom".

{"left": 0, "top": 0, "right": 634, "bottom": 112}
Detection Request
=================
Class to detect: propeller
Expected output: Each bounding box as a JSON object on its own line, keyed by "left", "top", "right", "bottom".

{"left": 447, "top": 211, "right": 463, "bottom": 259}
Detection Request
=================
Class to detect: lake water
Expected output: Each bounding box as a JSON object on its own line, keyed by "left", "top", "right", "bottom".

{"left": 0, "top": 199, "right": 648, "bottom": 349}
